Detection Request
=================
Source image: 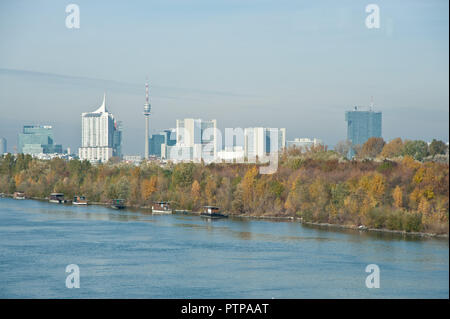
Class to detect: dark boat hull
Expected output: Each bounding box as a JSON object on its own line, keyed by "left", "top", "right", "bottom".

{"left": 200, "top": 213, "right": 228, "bottom": 219}
{"left": 111, "top": 205, "right": 125, "bottom": 210}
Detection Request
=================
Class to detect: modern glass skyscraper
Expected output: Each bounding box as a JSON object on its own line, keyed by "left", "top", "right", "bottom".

{"left": 18, "top": 125, "right": 62, "bottom": 155}
{"left": 172, "top": 118, "right": 218, "bottom": 162}
{"left": 345, "top": 107, "right": 382, "bottom": 146}
{"left": 78, "top": 94, "right": 122, "bottom": 163}
{"left": 244, "top": 127, "right": 286, "bottom": 160}
{"left": 149, "top": 129, "right": 176, "bottom": 158}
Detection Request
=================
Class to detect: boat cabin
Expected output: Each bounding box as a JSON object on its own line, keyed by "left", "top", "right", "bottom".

{"left": 50, "top": 193, "right": 64, "bottom": 199}
{"left": 73, "top": 195, "right": 88, "bottom": 205}
{"left": 152, "top": 201, "right": 172, "bottom": 212}
{"left": 49, "top": 193, "right": 65, "bottom": 203}
{"left": 202, "top": 206, "right": 220, "bottom": 214}
{"left": 200, "top": 206, "right": 227, "bottom": 219}
{"left": 13, "top": 191, "right": 26, "bottom": 199}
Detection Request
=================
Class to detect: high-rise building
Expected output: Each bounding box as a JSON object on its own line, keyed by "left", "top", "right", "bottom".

{"left": 149, "top": 133, "right": 165, "bottom": 158}
{"left": 166, "top": 118, "right": 217, "bottom": 162}
{"left": 18, "top": 125, "right": 62, "bottom": 155}
{"left": 244, "top": 127, "right": 286, "bottom": 160}
{"left": 78, "top": 94, "right": 122, "bottom": 163}
{"left": 113, "top": 121, "right": 123, "bottom": 159}
{"left": 345, "top": 106, "right": 382, "bottom": 146}
{"left": 0, "top": 137, "right": 7, "bottom": 154}
{"left": 149, "top": 129, "right": 176, "bottom": 158}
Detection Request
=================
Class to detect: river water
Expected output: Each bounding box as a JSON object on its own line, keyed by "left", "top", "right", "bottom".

{"left": 0, "top": 198, "right": 448, "bottom": 298}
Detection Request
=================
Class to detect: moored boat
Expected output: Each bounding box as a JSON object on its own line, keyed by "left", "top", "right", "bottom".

{"left": 13, "top": 191, "right": 26, "bottom": 200}
{"left": 49, "top": 193, "right": 67, "bottom": 203}
{"left": 73, "top": 195, "right": 88, "bottom": 205}
{"left": 200, "top": 206, "right": 228, "bottom": 219}
{"left": 110, "top": 199, "right": 125, "bottom": 209}
{"left": 152, "top": 201, "right": 173, "bottom": 214}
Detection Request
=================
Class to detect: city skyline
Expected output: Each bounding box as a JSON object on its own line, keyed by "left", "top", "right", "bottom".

{"left": 0, "top": 81, "right": 448, "bottom": 156}
{"left": 0, "top": 0, "right": 448, "bottom": 154}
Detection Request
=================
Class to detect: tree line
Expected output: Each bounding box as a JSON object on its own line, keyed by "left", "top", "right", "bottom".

{"left": 335, "top": 137, "right": 448, "bottom": 161}
{"left": 0, "top": 140, "right": 448, "bottom": 234}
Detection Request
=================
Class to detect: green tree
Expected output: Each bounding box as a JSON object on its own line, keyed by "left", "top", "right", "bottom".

{"left": 116, "top": 176, "right": 131, "bottom": 200}
{"left": 172, "top": 163, "right": 194, "bottom": 188}
{"left": 403, "top": 140, "right": 429, "bottom": 161}
{"left": 429, "top": 139, "right": 448, "bottom": 156}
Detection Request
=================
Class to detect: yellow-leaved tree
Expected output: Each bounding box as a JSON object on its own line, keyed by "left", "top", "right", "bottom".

{"left": 141, "top": 176, "right": 157, "bottom": 201}
{"left": 393, "top": 185, "right": 403, "bottom": 209}
{"left": 191, "top": 180, "right": 201, "bottom": 203}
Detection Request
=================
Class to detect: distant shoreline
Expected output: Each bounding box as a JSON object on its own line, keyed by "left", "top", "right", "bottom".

{"left": 231, "top": 214, "right": 448, "bottom": 239}
{"left": 2, "top": 194, "right": 447, "bottom": 240}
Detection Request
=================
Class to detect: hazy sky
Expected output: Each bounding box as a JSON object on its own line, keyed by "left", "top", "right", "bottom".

{"left": 0, "top": 0, "right": 448, "bottom": 155}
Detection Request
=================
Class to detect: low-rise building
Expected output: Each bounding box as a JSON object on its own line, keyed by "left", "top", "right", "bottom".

{"left": 287, "top": 138, "right": 323, "bottom": 150}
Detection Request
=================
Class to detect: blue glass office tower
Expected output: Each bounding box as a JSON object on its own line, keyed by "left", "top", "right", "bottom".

{"left": 18, "top": 125, "right": 63, "bottom": 155}
{"left": 345, "top": 107, "right": 382, "bottom": 147}
{"left": 149, "top": 129, "right": 176, "bottom": 158}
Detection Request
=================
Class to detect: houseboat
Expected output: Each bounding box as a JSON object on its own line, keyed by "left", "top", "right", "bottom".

{"left": 13, "top": 191, "right": 26, "bottom": 200}
{"left": 110, "top": 199, "right": 126, "bottom": 209}
{"left": 49, "top": 193, "right": 67, "bottom": 204}
{"left": 200, "top": 206, "right": 228, "bottom": 219}
{"left": 73, "top": 195, "right": 88, "bottom": 205}
{"left": 152, "top": 201, "right": 173, "bottom": 214}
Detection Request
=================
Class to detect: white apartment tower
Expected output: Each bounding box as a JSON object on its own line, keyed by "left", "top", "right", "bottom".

{"left": 78, "top": 94, "right": 121, "bottom": 163}
{"left": 244, "top": 127, "right": 286, "bottom": 160}
{"left": 163, "top": 118, "right": 217, "bottom": 162}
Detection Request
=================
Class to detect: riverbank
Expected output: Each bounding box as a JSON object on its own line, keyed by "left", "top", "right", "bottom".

{"left": 231, "top": 213, "right": 448, "bottom": 239}
{"left": 298, "top": 220, "right": 448, "bottom": 239}
{"left": 2, "top": 194, "right": 447, "bottom": 239}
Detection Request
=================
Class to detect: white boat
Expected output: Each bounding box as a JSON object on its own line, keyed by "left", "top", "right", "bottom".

{"left": 49, "top": 193, "right": 67, "bottom": 204}
{"left": 13, "top": 192, "right": 26, "bottom": 200}
{"left": 73, "top": 195, "right": 88, "bottom": 205}
{"left": 152, "top": 201, "right": 173, "bottom": 214}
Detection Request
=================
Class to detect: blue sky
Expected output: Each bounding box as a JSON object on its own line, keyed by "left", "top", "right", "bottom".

{"left": 0, "top": 0, "right": 448, "bottom": 154}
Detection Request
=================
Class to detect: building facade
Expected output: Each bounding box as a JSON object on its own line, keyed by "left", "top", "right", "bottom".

{"left": 345, "top": 107, "right": 382, "bottom": 146}
{"left": 18, "top": 125, "right": 62, "bottom": 155}
{"left": 287, "top": 138, "right": 323, "bottom": 150}
{"left": 78, "top": 94, "right": 122, "bottom": 163}
{"left": 149, "top": 129, "right": 176, "bottom": 158}
{"left": 164, "top": 119, "right": 217, "bottom": 162}
{"left": 244, "top": 127, "right": 286, "bottom": 160}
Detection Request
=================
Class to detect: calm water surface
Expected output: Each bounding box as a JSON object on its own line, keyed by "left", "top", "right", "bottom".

{"left": 0, "top": 198, "right": 448, "bottom": 298}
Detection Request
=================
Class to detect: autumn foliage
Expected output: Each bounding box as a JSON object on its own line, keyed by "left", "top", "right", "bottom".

{"left": 0, "top": 150, "right": 448, "bottom": 234}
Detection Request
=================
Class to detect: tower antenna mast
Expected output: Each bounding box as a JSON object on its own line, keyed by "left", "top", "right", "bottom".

{"left": 144, "top": 78, "right": 151, "bottom": 159}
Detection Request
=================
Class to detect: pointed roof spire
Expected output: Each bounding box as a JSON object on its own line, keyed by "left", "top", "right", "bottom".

{"left": 94, "top": 92, "right": 107, "bottom": 113}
